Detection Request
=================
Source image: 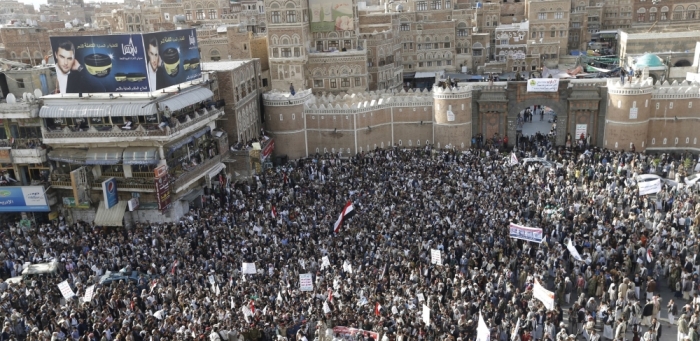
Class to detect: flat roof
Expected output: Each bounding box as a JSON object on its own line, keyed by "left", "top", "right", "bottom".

{"left": 202, "top": 60, "right": 254, "bottom": 71}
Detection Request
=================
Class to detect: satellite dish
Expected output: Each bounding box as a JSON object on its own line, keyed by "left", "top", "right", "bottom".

{"left": 473, "top": 27, "right": 478, "bottom": 32}
{"left": 65, "top": 23, "right": 73, "bottom": 28}
{"left": 34, "top": 89, "right": 43, "bottom": 98}
{"left": 27, "top": 94, "right": 35, "bottom": 102}
{"left": 6, "top": 94, "right": 16, "bottom": 104}
{"left": 22, "top": 92, "right": 30, "bottom": 101}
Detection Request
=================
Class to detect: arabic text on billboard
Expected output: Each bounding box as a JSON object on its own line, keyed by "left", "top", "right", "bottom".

{"left": 309, "top": 0, "right": 354, "bottom": 32}
{"left": 154, "top": 165, "right": 171, "bottom": 211}
{"left": 50, "top": 34, "right": 150, "bottom": 93}
{"left": 526, "top": 78, "right": 560, "bottom": 92}
{"left": 0, "top": 186, "right": 50, "bottom": 212}
{"left": 142, "top": 29, "right": 202, "bottom": 90}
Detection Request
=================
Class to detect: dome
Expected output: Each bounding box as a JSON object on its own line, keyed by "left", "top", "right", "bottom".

{"left": 635, "top": 54, "right": 665, "bottom": 68}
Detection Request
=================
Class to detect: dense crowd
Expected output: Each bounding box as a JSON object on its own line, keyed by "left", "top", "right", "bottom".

{"left": 1, "top": 141, "right": 700, "bottom": 341}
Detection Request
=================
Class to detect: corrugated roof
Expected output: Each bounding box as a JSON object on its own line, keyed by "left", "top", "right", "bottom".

{"left": 159, "top": 87, "right": 214, "bottom": 112}
{"left": 94, "top": 200, "right": 128, "bottom": 227}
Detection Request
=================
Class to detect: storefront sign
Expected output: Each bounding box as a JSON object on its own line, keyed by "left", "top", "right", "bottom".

{"left": 0, "top": 186, "right": 50, "bottom": 212}
{"left": 101, "top": 177, "right": 118, "bottom": 209}
{"left": 154, "top": 165, "right": 171, "bottom": 211}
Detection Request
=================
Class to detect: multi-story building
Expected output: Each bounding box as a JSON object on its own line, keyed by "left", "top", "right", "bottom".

{"left": 0, "top": 26, "right": 51, "bottom": 65}
{"left": 631, "top": 0, "right": 700, "bottom": 30}
{"left": 526, "top": 0, "right": 571, "bottom": 59}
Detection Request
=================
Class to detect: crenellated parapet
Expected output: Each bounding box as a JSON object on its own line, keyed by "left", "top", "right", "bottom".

{"left": 651, "top": 80, "right": 700, "bottom": 100}
{"left": 606, "top": 78, "right": 654, "bottom": 96}
{"left": 263, "top": 89, "right": 314, "bottom": 107}
{"left": 303, "top": 88, "right": 434, "bottom": 114}
{"left": 432, "top": 85, "right": 473, "bottom": 100}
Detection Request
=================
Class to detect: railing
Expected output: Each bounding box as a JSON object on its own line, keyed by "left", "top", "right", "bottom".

{"left": 102, "top": 171, "right": 124, "bottom": 177}
{"left": 94, "top": 176, "right": 155, "bottom": 191}
{"left": 43, "top": 108, "right": 224, "bottom": 140}
{"left": 50, "top": 180, "right": 72, "bottom": 187}
{"left": 173, "top": 154, "right": 221, "bottom": 190}
{"left": 132, "top": 172, "right": 153, "bottom": 178}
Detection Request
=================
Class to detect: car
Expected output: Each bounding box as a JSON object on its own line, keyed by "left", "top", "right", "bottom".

{"left": 636, "top": 174, "right": 678, "bottom": 187}
{"left": 685, "top": 173, "right": 700, "bottom": 187}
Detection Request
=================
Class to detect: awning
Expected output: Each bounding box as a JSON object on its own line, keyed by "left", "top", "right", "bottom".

{"left": 415, "top": 72, "right": 437, "bottom": 78}
{"left": 48, "top": 149, "right": 87, "bottom": 164}
{"left": 167, "top": 136, "right": 193, "bottom": 155}
{"left": 208, "top": 163, "right": 226, "bottom": 179}
{"left": 122, "top": 147, "right": 159, "bottom": 165}
{"left": 94, "top": 200, "right": 128, "bottom": 227}
{"left": 180, "top": 188, "right": 204, "bottom": 202}
{"left": 159, "top": 87, "right": 214, "bottom": 112}
{"left": 40, "top": 105, "right": 112, "bottom": 118}
{"left": 111, "top": 103, "right": 157, "bottom": 117}
{"left": 403, "top": 72, "right": 416, "bottom": 79}
{"left": 193, "top": 126, "right": 211, "bottom": 139}
{"left": 85, "top": 148, "right": 124, "bottom": 165}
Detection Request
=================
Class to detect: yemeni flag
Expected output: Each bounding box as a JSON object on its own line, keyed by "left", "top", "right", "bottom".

{"left": 375, "top": 302, "right": 382, "bottom": 316}
{"left": 170, "top": 260, "right": 178, "bottom": 275}
{"left": 333, "top": 201, "right": 356, "bottom": 234}
{"left": 647, "top": 248, "right": 654, "bottom": 263}
{"left": 328, "top": 288, "right": 333, "bottom": 302}
{"left": 249, "top": 300, "right": 256, "bottom": 314}
{"left": 271, "top": 206, "right": 277, "bottom": 219}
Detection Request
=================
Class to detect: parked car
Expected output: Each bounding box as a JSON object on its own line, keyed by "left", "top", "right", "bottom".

{"left": 99, "top": 269, "right": 152, "bottom": 286}
{"left": 685, "top": 173, "right": 700, "bottom": 187}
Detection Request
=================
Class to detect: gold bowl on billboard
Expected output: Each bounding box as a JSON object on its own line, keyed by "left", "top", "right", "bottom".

{"left": 84, "top": 53, "right": 112, "bottom": 77}
{"left": 162, "top": 48, "right": 180, "bottom": 77}
{"left": 127, "top": 73, "right": 147, "bottom": 82}
{"left": 115, "top": 73, "right": 128, "bottom": 82}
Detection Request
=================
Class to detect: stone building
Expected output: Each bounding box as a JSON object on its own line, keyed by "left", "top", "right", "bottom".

{"left": 0, "top": 27, "right": 51, "bottom": 65}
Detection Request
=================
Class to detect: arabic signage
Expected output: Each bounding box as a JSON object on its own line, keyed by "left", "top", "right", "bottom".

{"left": 50, "top": 34, "right": 150, "bottom": 93}
{"left": 142, "top": 29, "right": 202, "bottom": 90}
{"left": 638, "top": 179, "right": 662, "bottom": 196}
{"left": 262, "top": 139, "right": 275, "bottom": 160}
{"left": 526, "top": 78, "right": 560, "bottom": 93}
{"left": 101, "top": 177, "right": 118, "bottom": 209}
{"left": 509, "top": 222, "right": 543, "bottom": 243}
{"left": 310, "top": 0, "right": 354, "bottom": 32}
{"left": 154, "top": 165, "right": 171, "bottom": 211}
{"left": 0, "top": 186, "right": 50, "bottom": 212}
{"left": 332, "top": 327, "right": 378, "bottom": 341}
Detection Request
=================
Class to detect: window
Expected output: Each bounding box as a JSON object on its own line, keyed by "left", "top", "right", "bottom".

{"left": 499, "top": 39, "right": 508, "bottom": 45}
{"left": 551, "top": 29, "right": 556, "bottom": 37}
{"left": 294, "top": 48, "right": 300, "bottom": 57}
{"left": 208, "top": 9, "right": 217, "bottom": 19}
{"left": 286, "top": 10, "right": 296, "bottom": 22}
{"left": 649, "top": 12, "right": 656, "bottom": 20}
{"left": 418, "top": 62, "right": 424, "bottom": 67}
{"left": 559, "top": 30, "right": 566, "bottom": 37}
{"left": 281, "top": 48, "right": 291, "bottom": 57}
{"left": 445, "top": 0, "right": 451, "bottom": 8}
{"left": 259, "top": 5, "right": 264, "bottom": 13}
{"left": 355, "top": 77, "right": 361, "bottom": 86}
{"left": 660, "top": 11, "right": 667, "bottom": 20}
{"left": 341, "top": 78, "right": 350, "bottom": 87}
{"left": 329, "top": 40, "right": 339, "bottom": 49}
{"left": 538, "top": 12, "right": 547, "bottom": 19}
{"left": 446, "top": 60, "right": 451, "bottom": 65}
{"left": 556, "top": 11, "right": 564, "bottom": 19}
{"left": 271, "top": 11, "right": 281, "bottom": 23}
{"left": 417, "top": 2, "right": 427, "bottom": 10}
{"left": 473, "top": 49, "right": 482, "bottom": 56}
{"left": 444, "top": 42, "right": 450, "bottom": 48}
{"left": 330, "top": 79, "right": 337, "bottom": 88}
{"left": 638, "top": 13, "right": 645, "bottom": 21}
{"left": 431, "top": 0, "right": 441, "bottom": 9}
{"left": 185, "top": 11, "right": 192, "bottom": 20}
{"left": 196, "top": 9, "right": 205, "bottom": 20}
{"left": 401, "top": 23, "right": 410, "bottom": 31}
{"left": 572, "top": 22, "right": 581, "bottom": 28}
{"left": 16, "top": 78, "right": 24, "bottom": 88}
{"left": 427, "top": 61, "right": 432, "bottom": 66}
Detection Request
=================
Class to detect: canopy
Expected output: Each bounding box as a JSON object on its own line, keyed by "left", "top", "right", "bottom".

{"left": 85, "top": 148, "right": 124, "bottom": 165}
{"left": 48, "top": 149, "right": 87, "bottom": 164}
{"left": 94, "top": 200, "right": 128, "bottom": 227}
{"left": 40, "top": 103, "right": 156, "bottom": 118}
{"left": 159, "top": 87, "right": 214, "bottom": 112}
{"left": 122, "top": 147, "right": 159, "bottom": 165}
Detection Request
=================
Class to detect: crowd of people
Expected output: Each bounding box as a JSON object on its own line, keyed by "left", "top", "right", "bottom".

{"left": 1, "top": 142, "right": 699, "bottom": 341}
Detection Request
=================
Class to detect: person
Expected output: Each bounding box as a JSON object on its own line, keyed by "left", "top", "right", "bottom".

{"left": 669, "top": 300, "right": 678, "bottom": 325}
{"left": 122, "top": 118, "right": 133, "bottom": 130}
{"left": 159, "top": 105, "right": 172, "bottom": 131}
{"left": 53, "top": 39, "right": 105, "bottom": 94}
{"left": 146, "top": 37, "right": 169, "bottom": 91}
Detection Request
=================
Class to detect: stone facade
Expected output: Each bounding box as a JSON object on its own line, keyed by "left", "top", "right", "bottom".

{"left": 264, "top": 77, "right": 700, "bottom": 159}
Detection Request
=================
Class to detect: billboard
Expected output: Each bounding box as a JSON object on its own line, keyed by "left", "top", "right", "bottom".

{"left": 154, "top": 165, "right": 171, "bottom": 211}
{"left": 49, "top": 34, "right": 150, "bottom": 93}
{"left": 102, "top": 177, "right": 118, "bottom": 209}
{"left": 310, "top": 0, "right": 354, "bottom": 32}
{"left": 526, "top": 78, "right": 560, "bottom": 92}
{"left": 0, "top": 186, "right": 50, "bottom": 212}
{"left": 142, "top": 29, "right": 202, "bottom": 90}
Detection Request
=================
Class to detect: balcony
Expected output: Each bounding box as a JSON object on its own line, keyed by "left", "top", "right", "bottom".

{"left": 173, "top": 154, "right": 222, "bottom": 192}
{"left": 11, "top": 147, "right": 47, "bottom": 164}
{"left": 42, "top": 108, "right": 225, "bottom": 144}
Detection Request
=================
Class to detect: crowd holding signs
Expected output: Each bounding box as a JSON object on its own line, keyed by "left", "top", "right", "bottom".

{"left": 0, "top": 146, "right": 699, "bottom": 341}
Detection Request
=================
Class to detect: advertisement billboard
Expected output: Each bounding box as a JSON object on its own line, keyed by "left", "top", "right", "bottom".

{"left": 102, "top": 177, "right": 118, "bottom": 209}
{"left": 154, "top": 165, "right": 171, "bottom": 211}
{"left": 70, "top": 167, "right": 91, "bottom": 207}
{"left": 526, "top": 78, "right": 560, "bottom": 92}
{"left": 142, "top": 29, "right": 202, "bottom": 90}
{"left": 50, "top": 34, "right": 150, "bottom": 93}
{"left": 0, "top": 186, "right": 50, "bottom": 212}
{"left": 310, "top": 0, "right": 354, "bottom": 32}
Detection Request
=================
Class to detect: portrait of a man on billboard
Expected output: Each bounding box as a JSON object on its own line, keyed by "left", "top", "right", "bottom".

{"left": 53, "top": 39, "right": 106, "bottom": 94}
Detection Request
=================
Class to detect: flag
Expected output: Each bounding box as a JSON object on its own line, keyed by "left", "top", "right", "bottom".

{"left": 375, "top": 302, "right": 382, "bottom": 316}
{"left": 510, "top": 153, "right": 519, "bottom": 165}
{"left": 477, "top": 312, "right": 490, "bottom": 341}
{"left": 276, "top": 291, "right": 283, "bottom": 305}
{"left": 511, "top": 318, "right": 521, "bottom": 341}
{"left": 567, "top": 239, "right": 583, "bottom": 262}
{"left": 249, "top": 300, "right": 255, "bottom": 314}
{"left": 328, "top": 288, "right": 333, "bottom": 302}
{"left": 271, "top": 206, "right": 277, "bottom": 219}
{"left": 647, "top": 248, "right": 654, "bottom": 263}
{"left": 150, "top": 279, "right": 158, "bottom": 293}
{"left": 333, "top": 201, "right": 356, "bottom": 233}
{"left": 170, "top": 260, "right": 178, "bottom": 275}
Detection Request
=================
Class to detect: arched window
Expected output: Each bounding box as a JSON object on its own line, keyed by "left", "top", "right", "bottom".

{"left": 196, "top": 4, "right": 204, "bottom": 20}
{"left": 688, "top": 4, "right": 698, "bottom": 18}
{"left": 210, "top": 49, "right": 221, "bottom": 61}
{"left": 127, "top": 15, "right": 133, "bottom": 23}
{"left": 673, "top": 5, "right": 684, "bottom": 19}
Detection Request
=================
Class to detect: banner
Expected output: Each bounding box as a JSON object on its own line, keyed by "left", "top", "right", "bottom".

{"left": 242, "top": 262, "right": 257, "bottom": 274}
{"left": 0, "top": 186, "right": 50, "bottom": 212}
{"left": 567, "top": 239, "right": 583, "bottom": 262}
{"left": 142, "top": 29, "right": 201, "bottom": 90}
{"left": 526, "top": 78, "right": 559, "bottom": 92}
{"left": 84, "top": 285, "right": 95, "bottom": 302}
{"left": 299, "top": 273, "right": 313, "bottom": 291}
{"left": 57, "top": 280, "right": 76, "bottom": 300}
{"left": 332, "top": 327, "right": 378, "bottom": 341}
{"left": 310, "top": 0, "right": 354, "bottom": 32}
{"left": 321, "top": 256, "right": 331, "bottom": 269}
{"left": 638, "top": 179, "right": 661, "bottom": 196}
{"left": 154, "top": 165, "right": 171, "bottom": 212}
{"left": 533, "top": 279, "right": 555, "bottom": 310}
{"left": 430, "top": 249, "right": 442, "bottom": 265}
{"left": 422, "top": 304, "right": 431, "bottom": 326}
{"left": 477, "top": 312, "right": 490, "bottom": 341}
{"left": 102, "top": 177, "right": 118, "bottom": 209}
{"left": 511, "top": 318, "right": 521, "bottom": 341}
{"left": 509, "top": 223, "right": 543, "bottom": 243}
{"left": 50, "top": 34, "right": 150, "bottom": 93}
{"left": 510, "top": 153, "right": 519, "bottom": 165}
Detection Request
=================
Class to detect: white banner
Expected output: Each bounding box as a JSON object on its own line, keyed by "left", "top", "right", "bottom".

{"left": 511, "top": 318, "right": 521, "bottom": 341}
{"left": 321, "top": 256, "right": 331, "bottom": 269}
{"left": 241, "top": 262, "right": 257, "bottom": 274}
{"left": 526, "top": 78, "right": 560, "bottom": 92}
{"left": 299, "top": 273, "right": 314, "bottom": 291}
{"left": 57, "top": 280, "right": 76, "bottom": 300}
{"left": 422, "top": 304, "right": 431, "bottom": 326}
{"left": 638, "top": 179, "right": 661, "bottom": 196}
{"left": 509, "top": 223, "right": 544, "bottom": 243}
{"left": 533, "top": 279, "right": 555, "bottom": 310}
{"left": 567, "top": 239, "right": 583, "bottom": 262}
{"left": 477, "top": 312, "right": 490, "bottom": 341}
{"left": 342, "top": 260, "right": 352, "bottom": 273}
{"left": 84, "top": 285, "right": 95, "bottom": 302}
{"left": 430, "top": 249, "right": 442, "bottom": 265}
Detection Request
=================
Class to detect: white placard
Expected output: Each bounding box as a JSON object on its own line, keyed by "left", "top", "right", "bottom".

{"left": 422, "top": 304, "right": 431, "bottom": 325}
{"left": 83, "top": 285, "right": 95, "bottom": 302}
{"left": 417, "top": 293, "right": 425, "bottom": 302}
{"left": 567, "top": 239, "right": 583, "bottom": 262}
{"left": 430, "top": 249, "right": 442, "bottom": 265}
{"left": 299, "top": 273, "right": 314, "bottom": 291}
{"left": 526, "top": 78, "right": 559, "bottom": 92}
{"left": 242, "top": 262, "right": 257, "bottom": 274}
{"left": 321, "top": 256, "right": 331, "bottom": 269}
{"left": 343, "top": 260, "right": 353, "bottom": 273}
{"left": 208, "top": 275, "right": 216, "bottom": 285}
{"left": 323, "top": 301, "right": 332, "bottom": 314}
{"left": 575, "top": 124, "right": 587, "bottom": 138}
{"left": 533, "top": 279, "right": 555, "bottom": 310}
{"left": 629, "top": 107, "right": 638, "bottom": 119}
{"left": 638, "top": 179, "right": 662, "bottom": 196}
{"left": 57, "top": 280, "right": 76, "bottom": 300}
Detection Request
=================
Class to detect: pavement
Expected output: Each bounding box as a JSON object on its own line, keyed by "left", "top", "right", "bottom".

{"left": 520, "top": 111, "right": 557, "bottom": 137}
